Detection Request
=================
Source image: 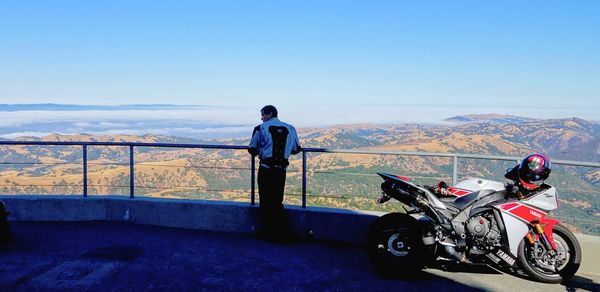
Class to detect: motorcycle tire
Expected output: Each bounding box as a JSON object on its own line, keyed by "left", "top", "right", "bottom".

{"left": 366, "top": 213, "right": 424, "bottom": 274}
{"left": 517, "top": 223, "right": 581, "bottom": 284}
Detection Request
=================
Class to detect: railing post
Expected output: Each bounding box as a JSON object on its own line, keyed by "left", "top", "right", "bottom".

{"left": 250, "top": 155, "right": 255, "bottom": 205}
{"left": 83, "top": 144, "right": 87, "bottom": 197}
{"left": 129, "top": 145, "right": 134, "bottom": 199}
{"left": 302, "top": 151, "right": 307, "bottom": 208}
{"left": 452, "top": 155, "right": 458, "bottom": 185}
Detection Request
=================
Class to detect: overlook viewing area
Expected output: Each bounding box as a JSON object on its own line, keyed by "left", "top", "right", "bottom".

{"left": 3, "top": 0, "right": 600, "bottom": 290}
{"left": 1, "top": 141, "right": 600, "bottom": 291}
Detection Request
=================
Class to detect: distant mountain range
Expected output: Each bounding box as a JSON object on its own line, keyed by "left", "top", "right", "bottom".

{"left": 291, "top": 115, "right": 599, "bottom": 162}
{"left": 445, "top": 113, "right": 537, "bottom": 124}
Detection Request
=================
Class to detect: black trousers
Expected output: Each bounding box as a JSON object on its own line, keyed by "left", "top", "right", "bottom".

{"left": 0, "top": 203, "right": 12, "bottom": 243}
{"left": 257, "top": 166, "right": 290, "bottom": 239}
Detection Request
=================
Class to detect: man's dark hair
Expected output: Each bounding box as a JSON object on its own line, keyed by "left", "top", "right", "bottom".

{"left": 261, "top": 105, "right": 278, "bottom": 117}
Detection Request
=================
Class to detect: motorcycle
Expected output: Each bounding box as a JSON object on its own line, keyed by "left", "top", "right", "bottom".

{"left": 366, "top": 173, "right": 581, "bottom": 283}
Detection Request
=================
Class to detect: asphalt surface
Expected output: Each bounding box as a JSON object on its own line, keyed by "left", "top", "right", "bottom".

{"left": 1, "top": 221, "right": 598, "bottom": 291}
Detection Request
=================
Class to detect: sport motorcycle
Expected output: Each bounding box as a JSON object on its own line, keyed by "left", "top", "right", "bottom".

{"left": 366, "top": 173, "right": 581, "bottom": 283}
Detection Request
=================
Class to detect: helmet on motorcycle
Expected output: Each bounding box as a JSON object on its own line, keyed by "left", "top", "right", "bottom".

{"left": 518, "top": 154, "right": 551, "bottom": 190}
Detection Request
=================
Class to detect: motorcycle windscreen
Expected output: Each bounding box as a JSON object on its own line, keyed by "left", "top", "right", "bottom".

{"left": 520, "top": 186, "right": 558, "bottom": 213}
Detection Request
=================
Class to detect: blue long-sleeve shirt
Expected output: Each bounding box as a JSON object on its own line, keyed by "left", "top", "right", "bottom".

{"left": 248, "top": 117, "right": 301, "bottom": 168}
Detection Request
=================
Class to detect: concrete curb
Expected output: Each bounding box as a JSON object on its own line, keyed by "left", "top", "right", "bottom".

{"left": 0, "top": 195, "right": 380, "bottom": 244}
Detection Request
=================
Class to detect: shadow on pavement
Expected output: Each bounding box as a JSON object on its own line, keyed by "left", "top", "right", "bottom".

{"left": 469, "top": 258, "right": 599, "bottom": 289}
{"left": 563, "top": 275, "right": 600, "bottom": 291}
{"left": 0, "top": 221, "right": 488, "bottom": 291}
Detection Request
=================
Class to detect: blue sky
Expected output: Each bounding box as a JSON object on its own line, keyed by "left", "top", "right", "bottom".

{"left": 1, "top": 1, "right": 599, "bottom": 114}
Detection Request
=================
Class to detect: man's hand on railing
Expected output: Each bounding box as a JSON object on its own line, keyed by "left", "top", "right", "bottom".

{"left": 248, "top": 147, "right": 258, "bottom": 157}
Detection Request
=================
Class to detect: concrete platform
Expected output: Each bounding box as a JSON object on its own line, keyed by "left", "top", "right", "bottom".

{"left": 1, "top": 221, "right": 599, "bottom": 291}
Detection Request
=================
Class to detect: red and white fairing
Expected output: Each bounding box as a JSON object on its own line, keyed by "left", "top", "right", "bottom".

{"left": 496, "top": 186, "right": 559, "bottom": 257}
{"left": 450, "top": 178, "right": 560, "bottom": 257}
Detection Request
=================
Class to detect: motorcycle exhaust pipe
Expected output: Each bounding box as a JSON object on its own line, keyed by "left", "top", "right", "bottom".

{"left": 443, "top": 245, "right": 470, "bottom": 263}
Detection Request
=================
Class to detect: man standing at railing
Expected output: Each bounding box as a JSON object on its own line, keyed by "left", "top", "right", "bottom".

{"left": 248, "top": 105, "right": 302, "bottom": 243}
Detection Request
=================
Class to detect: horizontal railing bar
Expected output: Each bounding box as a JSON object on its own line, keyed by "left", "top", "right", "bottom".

{"left": 136, "top": 164, "right": 250, "bottom": 171}
{"left": 0, "top": 184, "right": 80, "bottom": 187}
{"left": 0, "top": 162, "right": 251, "bottom": 170}
{"left": 549, "top": 160, "right": 600, "bottom": 168}
{"left": 0, "top": 184, "right": 249, "bottom": 193}
{"left": 0, "top": 162, "right": 47, "bottom": 165}
{"left": 0, "top": 162, "right": 139, "bottom": 165}
{"left": 302, "top": 148, "right": 600, "bottom": 168}
{"left": 554, "top": 217, "right": 600, "bottom": 224}
{"left": 304, "top": 148, "right": 514, "bottom": 160}
{"left": 0, "top": 141, "right": 248, "bottom": 150}
{"left": 309, "top": 171, "right": 451, "bottom": 179}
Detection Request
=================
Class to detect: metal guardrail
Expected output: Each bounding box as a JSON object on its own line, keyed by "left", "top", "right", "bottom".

{"left": 1, "top": 141, "right": 600, "bottom": 209}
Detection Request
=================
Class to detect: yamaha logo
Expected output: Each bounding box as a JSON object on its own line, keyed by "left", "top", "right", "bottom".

{"left": 529, "top": 209, "right": 543, "bottom": 218}
{"left": 496, "top": 250, "right": 516, "bottom": 266}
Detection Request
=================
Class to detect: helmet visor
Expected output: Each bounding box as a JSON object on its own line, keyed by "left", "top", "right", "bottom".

{"left": 519, "top": 177, "right": 542, "bottom": 190}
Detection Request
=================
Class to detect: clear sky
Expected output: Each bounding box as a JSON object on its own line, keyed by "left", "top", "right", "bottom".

{"left": 1, "top": 1, "right": 599, "bottom": 113}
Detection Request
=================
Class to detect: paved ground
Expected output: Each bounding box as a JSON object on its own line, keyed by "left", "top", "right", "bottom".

{"left": 1, "top": 221, "right": 598, "bottom": 291}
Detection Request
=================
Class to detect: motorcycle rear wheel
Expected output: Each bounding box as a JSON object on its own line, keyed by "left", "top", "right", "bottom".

{"left": 517, "top": 223, "right": 581, "bottom": 283}
{"left": 366, "top": 213, "right": 424, "bottom": 274}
